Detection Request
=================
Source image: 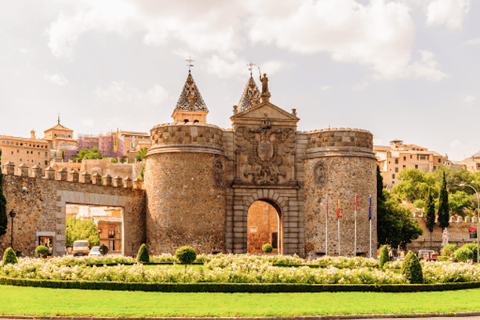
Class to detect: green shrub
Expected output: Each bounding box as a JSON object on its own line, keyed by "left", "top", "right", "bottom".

{"left": 137, "top": 244, "right": 150, "bottom": 264}
{"left": 175, "top": 246, "right": 197, "bottom": 266}
{"left": 35, "top": 245, "right": 49, "bottom": 256}
{"left": 401, "top": 251, "right": 423, "bottom": 284}
{"left": 454, "top": 247, "right": 474, "bottom": 262}
{"left": 437, "top": 256, "right": 450, "bottom": 262}
{"left": 441, "top": 244, "right": 457, "bottom": 257}
{"left": 379, "top": 245, "right": 390, "bottom": 268}
{"left": 460, "top": 243, "right": 478, "bottom": 262}
{"left": 2, "top": 247, "right": 18, "bottom": 266}
{"left": 262, "top": 243, "right": 273, "bottom": 253}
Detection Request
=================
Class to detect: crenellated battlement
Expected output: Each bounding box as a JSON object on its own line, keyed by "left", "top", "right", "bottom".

{"left": 304, "top": 127, "right": 375, "bottom": 160}
{"left": 148, "top": 122, "right": 225, "bottom": 157}
{"left": 2, "top": 161, "right": 143, "bottom": 190}
{"left": 412, "top": 211, "right": 478, "bottom": 223}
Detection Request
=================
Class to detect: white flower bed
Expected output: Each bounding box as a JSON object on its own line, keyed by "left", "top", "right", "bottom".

{"left": 2, "top": 254, "right": 479, "bottom": 285}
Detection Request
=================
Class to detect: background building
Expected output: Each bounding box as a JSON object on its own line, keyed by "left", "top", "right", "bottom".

{"left": 375, "top": 139, "right": 444, "bottom": 188}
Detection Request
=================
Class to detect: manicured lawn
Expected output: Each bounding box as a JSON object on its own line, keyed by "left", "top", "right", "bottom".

{"left": 2, "top": 285, "right": 480, "bottom": 317}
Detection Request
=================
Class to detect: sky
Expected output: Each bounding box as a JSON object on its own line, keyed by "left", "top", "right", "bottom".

{"left": 0, "top": 0, "right": 479, "bottom": 161}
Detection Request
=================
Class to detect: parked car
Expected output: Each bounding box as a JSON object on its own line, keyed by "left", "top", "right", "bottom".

{"left": 88, "top": 246, "right": 102, "bottom": 257}
{"left": 73, "top": 240, "right": 90, "bottom": 257}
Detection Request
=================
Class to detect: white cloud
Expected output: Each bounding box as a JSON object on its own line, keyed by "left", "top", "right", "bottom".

{"left": 320, "top": 85, "right": 331, "bottom": 91}
{"left": 46, "top": 0, "right": 246, "bottom": 59}
{"left": 425, "top": 0, "right": 470, "bottom": 30}
{"left": 461, "top": 94, "right": 476, "bottom": 106}
{"left": 448, "top": 140, "right": 471, "bottom": 161}
{"left": 465, "top": 38, "right": 480, "bottom": 45}
{"left": 81, "top": 119, "right": 95, "bottom": 127}
{"left": 44, "top": 73, "right": 69, "bottom": 86}
{"left": 94, "top": 82, "right": 169, "bottom": 108}
{"left": 248, "top": 0, "right": 417, "bottom": 80}
{"left": 407, "top": 50, "right": 447, "bottom": 81}
{"left": 373, "top": 138, "right": 384, "bottom": 145}
{"left": 353, "top": 81, "right": 369, "bottom": 91}
{"left": 206, "top": 53, "right": 290, "bottom": 79}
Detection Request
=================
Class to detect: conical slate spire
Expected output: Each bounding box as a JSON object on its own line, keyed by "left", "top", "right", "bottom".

{"left": 238, "top": 76, "right": 260, "bottom": 111}
{"left": 174, "top": 71, "right": 208, "bottom": 112}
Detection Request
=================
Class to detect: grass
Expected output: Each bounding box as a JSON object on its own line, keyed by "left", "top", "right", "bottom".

{"left": 2, "top": 285, "right": 480, "bottom": 317}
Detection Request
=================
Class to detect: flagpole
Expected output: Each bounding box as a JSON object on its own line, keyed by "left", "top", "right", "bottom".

{"left": 354, "top": 195, "right": 357, "bottom": 258}
{"left": 338, "top": 218, "right": 340, "bottom": 257}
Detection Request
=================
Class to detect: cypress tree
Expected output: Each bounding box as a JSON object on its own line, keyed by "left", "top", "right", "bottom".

{"left": 401, "top": 250, "right": 423, "bottom": 284}
{"left": 425, "top": 187, "right": 436, "bottom": 234}
{"left": 438, "top": 171, "right": 450, "bottom": 230}
{"left": 378, "top": 245, "right": 390, "bottom": 268}
{"left": 0, "top": 149, "right": 7, "bottom": 238}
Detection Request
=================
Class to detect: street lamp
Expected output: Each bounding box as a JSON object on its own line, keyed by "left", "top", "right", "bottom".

{"left": 459, "top": 182, "right": 480, "bottom": 263}
{"left": 9, "top": 209, "right": 16, "bottom": 249}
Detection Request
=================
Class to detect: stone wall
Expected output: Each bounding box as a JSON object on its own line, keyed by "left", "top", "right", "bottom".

{"left": 0, "top": 163, "right": 145, "bottom": 257}
{"left": 145, "top": 123, "right": 226, "bottom": 255}
{"left": 303, "top": 128, "right": 377, "bottom": 257}
{"left": 407, "top": 213, "right": 480, "bottom": 253}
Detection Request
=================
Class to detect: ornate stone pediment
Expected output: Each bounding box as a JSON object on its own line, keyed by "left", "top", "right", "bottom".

{"left": 231, "top": 101, "right": 299, "bottom": 126}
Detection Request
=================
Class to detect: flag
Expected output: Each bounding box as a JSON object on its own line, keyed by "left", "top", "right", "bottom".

{"left": 336, "top": 197, "right": 341, "bottom": 220}
{"left": 368, "top": 196, "right": 372, "bottom": 220}
{"left": 325, "top": 197, "right": 329, "bottom": 219}
{"left": 354, "top": 195, "right": 357, "bottom": 220}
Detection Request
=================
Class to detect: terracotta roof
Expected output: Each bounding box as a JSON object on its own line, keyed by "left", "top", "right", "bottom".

{"left": 174, "top": 71, "right": 208, "bottom": 112}
{"left": 238, "top": 76, "right": 260, "bottom": 111}
{"left": 44, "top": 124, "right": 73, "bottom": 133}
{"left": 93, "top": 216, "right": 122, "bottom": 223}
{"left": 0, "top": 135, "right": 48, "bottom": 144}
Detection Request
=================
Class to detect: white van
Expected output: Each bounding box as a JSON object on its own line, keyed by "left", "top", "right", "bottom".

{"left": 73, "top": 240, "right": 90, "bottom": 257}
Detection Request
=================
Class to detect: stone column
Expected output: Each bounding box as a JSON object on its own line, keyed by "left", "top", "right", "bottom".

{"left": 113, "top": 176, "right": 123, "bottom": 188}
{"left": 123, "top": 177, "right": 133, "bottom": 189}
{"left": 103, "top": 174, "right": 112, "bottom": 187}
{"left": 92, "top": 172, "right": 102, "bottom": 185}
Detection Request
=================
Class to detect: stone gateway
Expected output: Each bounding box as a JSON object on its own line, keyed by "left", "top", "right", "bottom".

{"left": 1, "top": 71, "right": 377, "bottom": 258}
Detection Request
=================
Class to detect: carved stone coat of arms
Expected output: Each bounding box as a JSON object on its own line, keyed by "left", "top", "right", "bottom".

{"left": 234, "top": 123, "right": 296, "bottom": 185}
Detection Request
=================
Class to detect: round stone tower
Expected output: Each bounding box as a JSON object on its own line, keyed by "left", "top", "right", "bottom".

{"left": 303, "top": 128, "right": 377, "bottom": 257}
{"left": 144, "top": 71, "right": 227, "bottom": 255}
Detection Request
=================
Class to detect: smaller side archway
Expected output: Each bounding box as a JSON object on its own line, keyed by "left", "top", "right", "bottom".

{"left": 246, "top": 199, "right": 283, "bottom": 255}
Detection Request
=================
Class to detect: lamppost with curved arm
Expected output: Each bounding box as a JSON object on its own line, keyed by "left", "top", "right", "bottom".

{"left": 460, "top": 182, "right": 480, "bottom": 263}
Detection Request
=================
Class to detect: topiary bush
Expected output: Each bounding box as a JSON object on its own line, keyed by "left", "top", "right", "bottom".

{"left": 2, "top": 247, "right": 18, "bottom": 266}
{"left": 441, "top": 244, "right": 457, "bottom": 257}
{"left": 262, "top": 243, "right": 273, "bottom": 253}
{"left": 175, "top": 246, "right": 197, "bottom": 268}
{"left": 35, "top": 245, "right": 49, "bottom": 257}
{"left": 401, "top": 251, "right": 423, "bottom": 284}
{"left": 136, "top": 244, "right": 150, "bottom": 264}
{"left": 378, "top": 245, "right": 390, "bottom": 268}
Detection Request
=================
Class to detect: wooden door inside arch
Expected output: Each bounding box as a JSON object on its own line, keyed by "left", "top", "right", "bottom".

{"left": 247, "top": 199, "right": 283, "bottom": 255}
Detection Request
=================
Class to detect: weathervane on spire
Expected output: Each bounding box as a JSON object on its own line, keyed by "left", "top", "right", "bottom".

{"left": 57, "top": 113, "right": 60, "bottom": 125}
{"left": 186, "top": 56, "right": 194, "bottom": 72}
{"left": 247, "top": 60, "right": 255, "bottom": 77}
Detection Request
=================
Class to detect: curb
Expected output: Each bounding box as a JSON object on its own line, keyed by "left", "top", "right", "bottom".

{"left": 2, "top": 312, "right": 480, "bottom": 319}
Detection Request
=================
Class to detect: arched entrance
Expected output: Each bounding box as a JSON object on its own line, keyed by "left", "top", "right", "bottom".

{"left": 247, "top": 199, "right": 283, "bottom": 255}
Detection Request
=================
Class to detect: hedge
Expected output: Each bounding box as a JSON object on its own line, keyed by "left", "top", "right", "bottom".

{"left": 3, "top": 276, "right": 480, "bottom": 293}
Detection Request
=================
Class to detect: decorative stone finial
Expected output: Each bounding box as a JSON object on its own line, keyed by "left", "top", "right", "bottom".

{"left": 18, "top": 163, "right": 29, "bottom": 177}
{"left": 113, "top": 176, "right": 123, "bottom": 188}
{"left": 3, "top": 162, "right": 14, "bottom": 176}
{"left": 103, "top": 174, "right": 112, "bottom": 187}
{"left": 58, "top": 167, "right": 68, "bottom": 181}
{"left": 92, "top": 172, "right": 101, "bottom": 185}
{"left": 80, "top": 172, "right": 91, "bottom": 184}
{"left": 31, "top": 165, "right": 42, "bottom": 178}
{"left": 133, "top": 178, "right": 143, "bottom": 190}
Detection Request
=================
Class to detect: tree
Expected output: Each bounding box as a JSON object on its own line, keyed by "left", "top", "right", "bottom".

{"left": 379, "top": 245, "right": 390, "bottom": 268}
{"left": 377, "top": 165, "right": 423, "bottom": 251}
{"left": 175, "top": 246, "right": 197, "bottom": 271}
{"left": 438, "top": 171, "right": 450, "bottom": 230}
{"left": 0, "top": 149, "right": 7, "bottom": 238}
{"left": 434, "top": 165, "right": 478, "bottom": 194}
{"left": 401, "top": 250, "right": 423, "bottom": 284}
{"left": 70, "top": 147, "right": 102, "bottom": 162}
{"left": 135, "top": 147, "right": 148, "bottom": 162}
{"left": 448, "top": 191, "right": 472, "bottom": 216}
{"left": 65, "top": 217, "right": 100, "bottom": 247}
{"left": 392, "top": 168, "right": 437, "bottom": 206}
{"left": 425, "top": 188, "right": 436, "bottom": 234}
{"left": 2, "top": 247, "right": 17, "bottom": 266}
